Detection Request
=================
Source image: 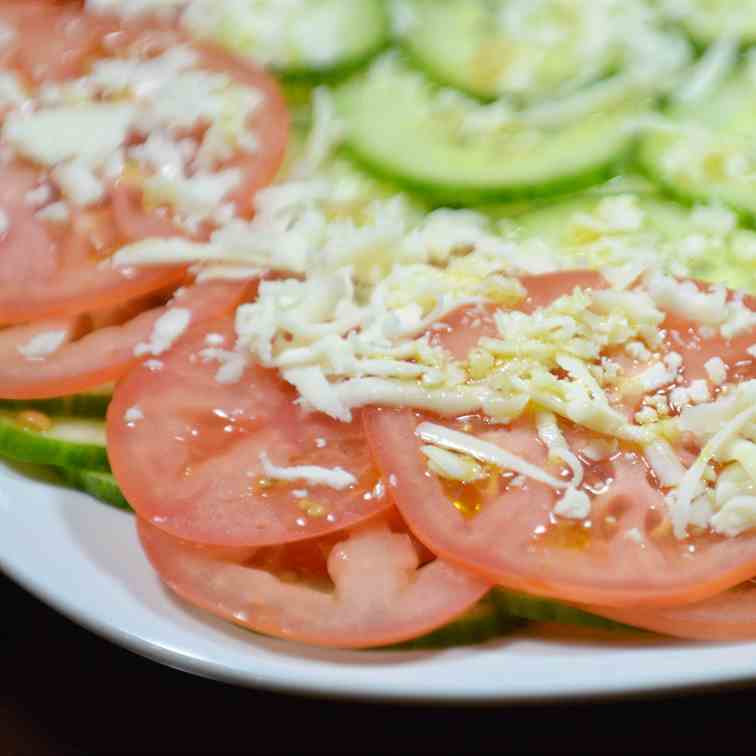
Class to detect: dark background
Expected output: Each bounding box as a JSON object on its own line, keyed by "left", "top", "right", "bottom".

{"left": 3, "top": 572, "right": 756, "bottom": 756}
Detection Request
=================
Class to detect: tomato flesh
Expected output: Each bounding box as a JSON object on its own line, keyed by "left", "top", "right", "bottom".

{"left": 364, "top": 273, "right": 756, "bottom": 608}
{"left": 137, "top": 516, "right": 490, "bottom": 648}
{"left": 108, "top": 318, "right": 392, "bottom": 547}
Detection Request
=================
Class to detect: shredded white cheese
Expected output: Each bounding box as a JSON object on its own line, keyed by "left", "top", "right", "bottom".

{"left": 134, "top": 308, "right": 192, "bottom": 357}
{"left": 416, "top": 422, "right": 566, "bottom": 490}
{"left": 258, "top": 451, "right": 356, "bottom": 490}
{"left": 17, "top": 330, "right": 67, "bottom": 359}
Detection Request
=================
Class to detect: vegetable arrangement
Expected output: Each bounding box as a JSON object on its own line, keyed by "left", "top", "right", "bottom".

{"left": 1, "top": 0, "right": 756, "bottom": 651}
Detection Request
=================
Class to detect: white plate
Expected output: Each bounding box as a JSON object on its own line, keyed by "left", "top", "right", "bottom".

{"left": 3, "top": 459, "right": 756, "bottom": 703}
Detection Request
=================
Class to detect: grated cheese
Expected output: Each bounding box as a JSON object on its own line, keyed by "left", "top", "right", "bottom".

{"left": 258, "top": 451, "right": 356, "bottom": 490}
{"left": 134, "top": 308, "right": 192, "bottom": 357}
{"left": 17, "top": 330, "right": 67, "bottom": 359}
{"left": 416, "top": 422, "right": 566, "bottom": 490}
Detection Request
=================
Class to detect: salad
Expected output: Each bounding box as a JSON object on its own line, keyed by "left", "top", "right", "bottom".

{"left": 1, "top": 0, "right": 755, "bottom": 651}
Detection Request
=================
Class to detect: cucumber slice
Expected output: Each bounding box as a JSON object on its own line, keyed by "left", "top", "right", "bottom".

{"left": 491, "top": 590, "right": 637, "bottom": 632}
{"left": 182, "top": 0, "right": 389, "bottom": 79}
{"left": 503, "top": 191, "right": 756, "bottom": 293}
{"left": 662, "top": 0, "right": 756, "bottom": 45}
{"left": 0, "top": 412, "right": 108, "bottom": 471}
{"left": 0, "top": 388, "right": 113, "bottom": 419}
{"left": 639, "top": 69, "right": 756, "bottom": 220}
{"left": 336, "top": 55, "right": 650, "bottom": 205}
{"left": 394, "top": 0, "right": 621, "bottom": 103}
{"left": 387, "top": 594, "right": 525, "bottom": 650}
{"left": 60, "top": 468, "right": 131, "bottom": 512}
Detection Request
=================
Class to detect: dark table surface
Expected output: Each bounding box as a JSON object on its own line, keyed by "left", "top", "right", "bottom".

{"left": 3, "top": 572, "right": 756, "bottom": 756}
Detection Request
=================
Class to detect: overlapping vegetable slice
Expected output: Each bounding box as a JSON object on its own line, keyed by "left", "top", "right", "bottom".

{"left": 585, "top": 582, "right": 756, "bottom": 641}
{"left": 0, "top": 279, "right": 255, "bottom": 399}
{"left": 0, "top": 2, "right": 288, "bottom": 323}
{"left": 108, "top": 318, "right": 392, "bottom": 547}
{"left": 137, "top": 515, "right": 490, "bottom": 649}
{"left": 364, "top": 273, "right": 756, "bottom": 609}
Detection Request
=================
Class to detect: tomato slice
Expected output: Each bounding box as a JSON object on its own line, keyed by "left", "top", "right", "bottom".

{"left": 0, "top": 279, "right": 254, "bottom": 399}
{"left": 0, "top": 313, "right": 86, "bottom": 358}
{"left": 432, "top": 270, "right": 607, "bottom": 361}
{"left": 137, "top": 516, "right": 489, "bottom": 648}
{"left": 0, "top": 170, "right": 186, "bottom": 324}
{"left": 364, "top": 274, "right": 756, "bottom": 609}
{"left": 185, "top": 42, "right": 290, "bottom": 218}
{"left": 0, "top": 6, "right": 289, "bottom": 324}
{"left": 585, "top": 582, "right": 756, "bottom": 641}
{"left": 108, "top": 318, "right": 392, "bottom": 547}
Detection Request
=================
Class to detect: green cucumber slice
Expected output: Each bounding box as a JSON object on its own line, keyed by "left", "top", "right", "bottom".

{"left": 387, "top": 594, "right": 525, "bottom": 650}
{"left": 0, "top": 387, "right": 113, "bottom": 419}
{"left": 491, "top": 590, "right": 637, "bottom": 632}
{"left": 0, "top": 412, "right": 108, "bottom": 471}
{"left": 639, "top": 68, "right": 756, "bottom": 220}
{"left": 394, "top": 0, "right": 621, "bottom": 103}
{"left": 336, "top": 55, "right": 650, "bottom": 205}
{"left": 60, "top": 468, "right": 131, "bottom": 512}
{"left": 662, "top": 0, "right": 756, "bottom": 45}
{"left": 503, "top": 191, "right": 756, "bottom": 293}
{"left": 182, "top": 0, "right": 389, "bottom": 79}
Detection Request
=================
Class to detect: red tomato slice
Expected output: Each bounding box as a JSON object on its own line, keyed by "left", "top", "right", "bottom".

{"left": 0, "top": 170, "right": 186, "bottom": 324}
{"left": 100, "top": 22, "right": 289, "bottom": 223}
{"left": 0, "top": 7, "right": 289, "bottom": 323}
{"left": 0, "top": 279, "right": 254, "bottom": 399}
{"left": 137, "top": 516, "right": 489, "bottom": 648}
{"left": 0, "top": 313, "right": 86, "bottom": 359}
{"left": 110, "top": 185, "right": 189, "bottom": 244}
{"left": 0, "top": 2, "right": 117, "bottom": 82}
{"left": 585, "top": 582, "right": 756, "bottom": 641}
{"left": 364, "top": 273, "right": 756, "bottom": 608}
{"left": 107, "top": 318, "right": 392, "bottom": 547}
{"left": 186, "top": 42, "right": 290, "bottom": 218}
{"left": 431, "top": 270, "right": 607, "bottom": 361}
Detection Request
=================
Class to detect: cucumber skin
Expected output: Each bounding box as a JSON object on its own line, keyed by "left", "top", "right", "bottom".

{"left": 274, "top": 37, "right": 391, "bottom": 83}
{"left": 0, "top": 418, "right": 109, "bottom": 472}
{"left": 60, "top": 468, "right": 132, "bottom": 512}
{"left": 0, "top": 394, "right": 111, "bottom": 419}
{"left": 342, "top": 141, "right": 631, "bottom": 208}
{"left": 491, "top": 589, "right": 638, "bottom": 633}
{"left": 385, "top": 596, "right": 526, "bottom": 650}
{"left": 220, "top": 0, "right": 390, "bottom": 83}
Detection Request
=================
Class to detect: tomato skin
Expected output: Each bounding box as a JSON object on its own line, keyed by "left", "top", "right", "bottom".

{"left": 188, "top": 42, "right": 290, "bottom": 218}
{"left": 108, "top": 318, "right": 392, "bottom": 547}
{"left": 0, "top": 279, "right": 256, "bottom": 399}
{"left": 363, "top": 273, "right": 756, "bottom": 609}
{"left": 137, "top": 516, "right": 490, "bottom": 649}
{"left": 584, "top": 583, "right": 756, "bottom": 641}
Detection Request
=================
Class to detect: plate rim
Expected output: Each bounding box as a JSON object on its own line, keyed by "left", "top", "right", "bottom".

{"left": 5, "top": 467, "right": 756, "bottom": 704}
